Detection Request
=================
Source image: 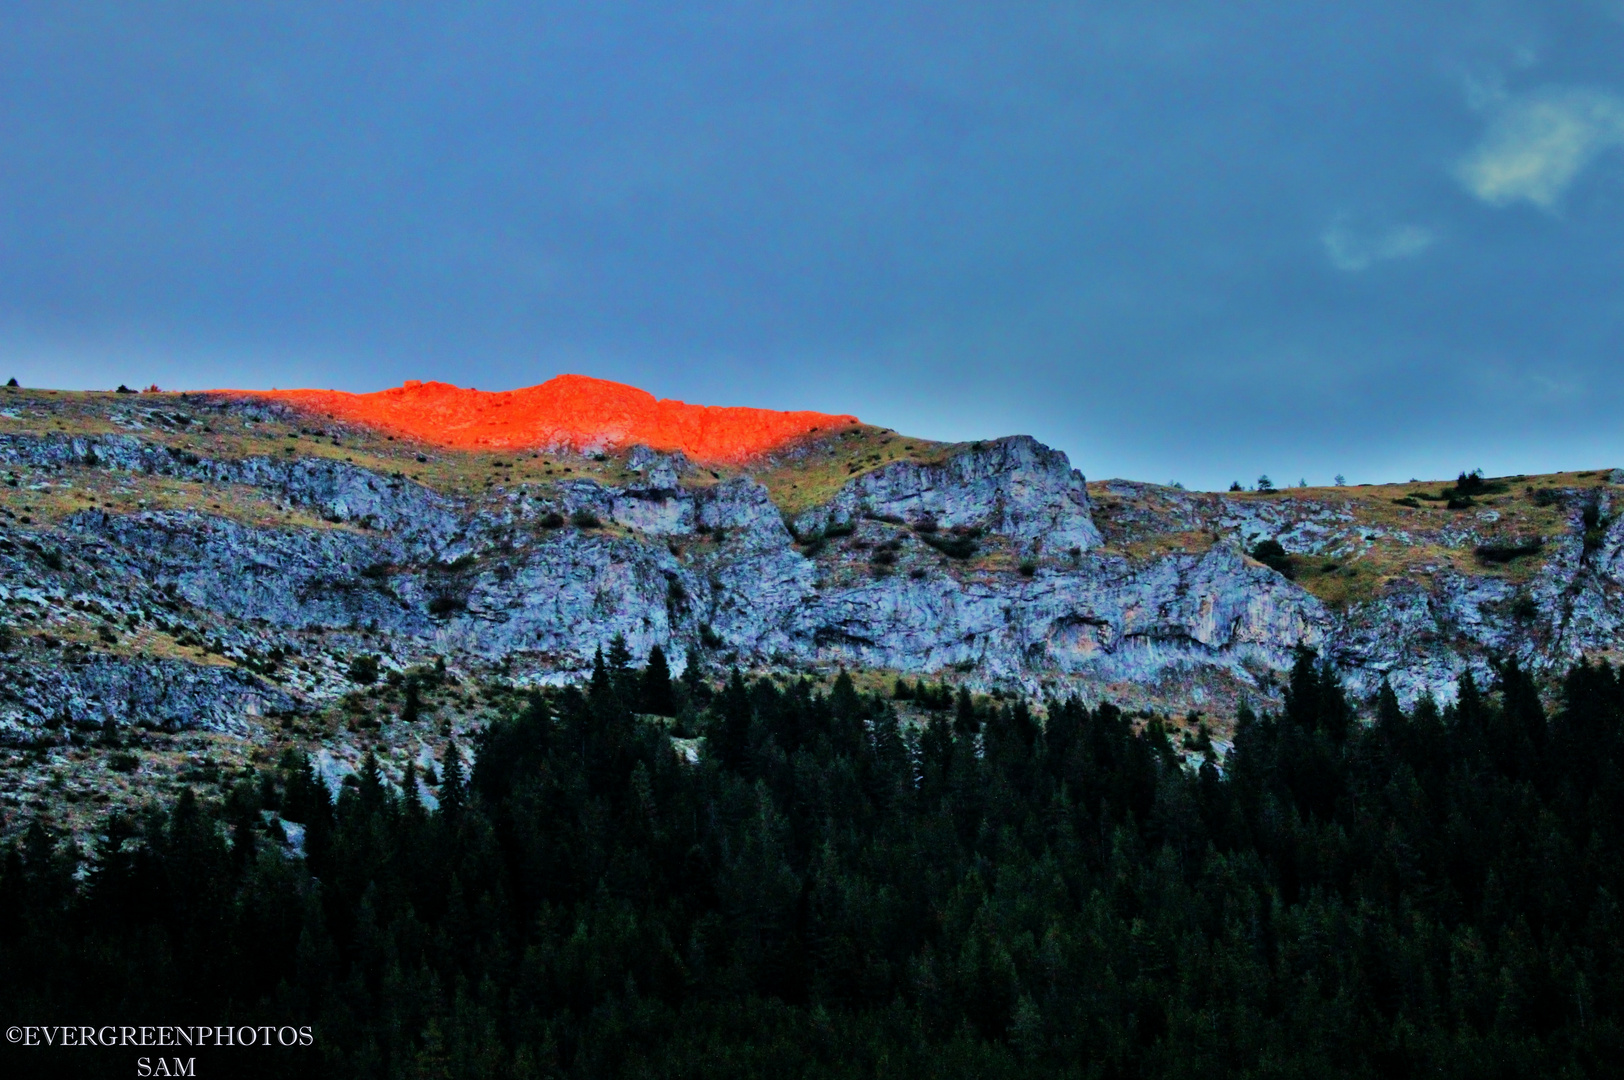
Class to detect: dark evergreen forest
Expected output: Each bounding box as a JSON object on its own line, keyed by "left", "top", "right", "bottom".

{"left": 5, "top": 646, "right": 1624, "bottom": 1078}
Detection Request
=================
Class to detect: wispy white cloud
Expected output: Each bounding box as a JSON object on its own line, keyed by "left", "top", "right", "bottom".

{"left": 1321, "top": 217, "right": 1436, "bottom": 272}
{"left": 1457, "top": 87, "right": 1624, "bottom": 209}
{"left": 1460, "top": 70, "right": 1509, "bottom": 112}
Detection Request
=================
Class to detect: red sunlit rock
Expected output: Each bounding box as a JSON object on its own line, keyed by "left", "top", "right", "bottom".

{"left": 213, "top": 374, "right": 858, "bottom": 464}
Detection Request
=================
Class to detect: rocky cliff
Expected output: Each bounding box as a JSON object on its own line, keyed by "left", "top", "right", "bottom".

{"left": 0, "top": 385, "right": 1620, "bottom": 833}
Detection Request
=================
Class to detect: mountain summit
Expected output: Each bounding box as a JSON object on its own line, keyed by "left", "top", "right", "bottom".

{"left": 219, "top": 374, "right": 858, "bottom": 464}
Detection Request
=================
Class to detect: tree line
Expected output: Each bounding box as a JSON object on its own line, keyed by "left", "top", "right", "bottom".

{"left": 3, "top": 645, "right": 1624, "bottom": 1077}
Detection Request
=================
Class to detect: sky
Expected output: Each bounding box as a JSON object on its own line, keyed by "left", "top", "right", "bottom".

{"left": 2, "top": 2, "right": 1623, "bottom": 490}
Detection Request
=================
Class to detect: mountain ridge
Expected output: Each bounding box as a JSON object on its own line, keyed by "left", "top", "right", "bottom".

{"left": 0, "top": 380, "right": 1620, "bottom": 842}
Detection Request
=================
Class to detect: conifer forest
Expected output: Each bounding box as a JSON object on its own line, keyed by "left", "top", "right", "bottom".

{"left": 5, "top": 647, "right": 1624, "bottom": 1077}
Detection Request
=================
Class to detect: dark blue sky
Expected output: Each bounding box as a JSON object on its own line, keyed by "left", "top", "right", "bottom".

{"left": 3, "top": 2, "right": 1623, "bottom": 489}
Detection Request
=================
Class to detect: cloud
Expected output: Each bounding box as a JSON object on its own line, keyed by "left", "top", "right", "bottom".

{"left": 1457, "top": 87, "right": 1624, "bottom": 209}
{"left": 1321, "top": 217, "right": 1436, "bottom": 272}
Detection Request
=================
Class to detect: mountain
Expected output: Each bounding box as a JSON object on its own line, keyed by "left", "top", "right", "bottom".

{"left": 0, "top": 376, "right": 1620, "bottom": 839}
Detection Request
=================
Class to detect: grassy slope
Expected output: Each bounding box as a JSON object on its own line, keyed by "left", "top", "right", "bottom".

{"left": 1088, "top": 473, "right": 1612, "bottom": 610}
{"left": 747, "top": 423, "right": 959, "bottom": 516}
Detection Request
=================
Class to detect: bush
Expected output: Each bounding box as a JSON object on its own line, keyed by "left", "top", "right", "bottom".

{"left": 540, "top": 511, "right": 565, "bottom": 529}
{"left": 347, "top": 654, "right": 379, "bottom": 685}
{"left": 571, "top": 509, "right": 600, "bottom": 529}
{"left": 1475, "top": 538, "right": 1545, "bottom": 564}
{"left": 1436, "top": 470, "right": 1507, "bottom": 508}
{"left": 1583, "top": 497, "right": 1611, "bottom": 557}
{"left": 796, "top": 519, "right": 854, "bottom": 558}
{"left": 401, "top": 676, "right": 421, "bottom": 725}
{"left": 1455, "top": 470, "right": 1487, "bottom": 497}
{"left": 107, "top": 752, "right": 139, "bottom": 773}
{"left": 921, "top": 533, "right": 977, "bottom": 559}
{"left": 1250, "top": 539, "right": 1293, "bottom": 577}
{"left": 428, "top": 592, "right": 467, "bottom": 616}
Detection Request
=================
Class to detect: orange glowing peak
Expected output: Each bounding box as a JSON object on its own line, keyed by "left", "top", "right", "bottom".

{"left": 215, "top": 374, "right": 859, "bottom": 464}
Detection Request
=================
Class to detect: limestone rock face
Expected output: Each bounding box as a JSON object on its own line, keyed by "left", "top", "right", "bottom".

{"left": 0, "top": 432, "right": 464, "bottom": 546}
{"left": 0, "top": 656, "right": 294, "bottom": 739}
{"left": 786, "top": 541, "right": 1327, "bottom": 697}
{"left": 1330, "top": 572, "right": 1520, "bottom": 706}
{"left": 87, "top": 510, "right": 419, "bottom": 631}
{"left": 699, "top": 478, "right": 796, "bottom": 550}
{"left": 5, "top": 423, "right": 1624, "bottom": 740}
{"left": 794, "top": 436, "right": 1101, "bottom": 555}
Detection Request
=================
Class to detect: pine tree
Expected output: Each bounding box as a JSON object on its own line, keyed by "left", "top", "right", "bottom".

{"left": 402, "top": 675, "right": 422, "bottom": 725}
{"left": 1454, "top": 667, "right": 1486, "bottom": 739}
{"left": 920, "top": 711, "right": 954, "bottom": 802}
{"left": 358, "top": 749, "right": 388, "bottom": 815}
{"left": 1492, "top": 657, "right": 1547, "bottom": 782}
{"left": 713, "top": 669, "right": 753, "bottom": 771}
{"left": 1374, "top": 678, "right": 1406, "bottom": 765}
{"left": 953, "top": 686, "right": 979, "bottom": 739}
{"left": 225, "top": 775, "right": 260, "bottom": 873}
{"left": 402, "top": 761, "right": 424, "bottom": 819}
{"left": 642, "top": 643, "right": 676, "bottom": 715}
{"left": 607, "top": 633, "right": 633, "bottom": 681}
{"left": 439, "top": 741, "right": 466, "bottom": 815}
{"left": 589, "top": 646, "right": 611, "bottom": 702}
